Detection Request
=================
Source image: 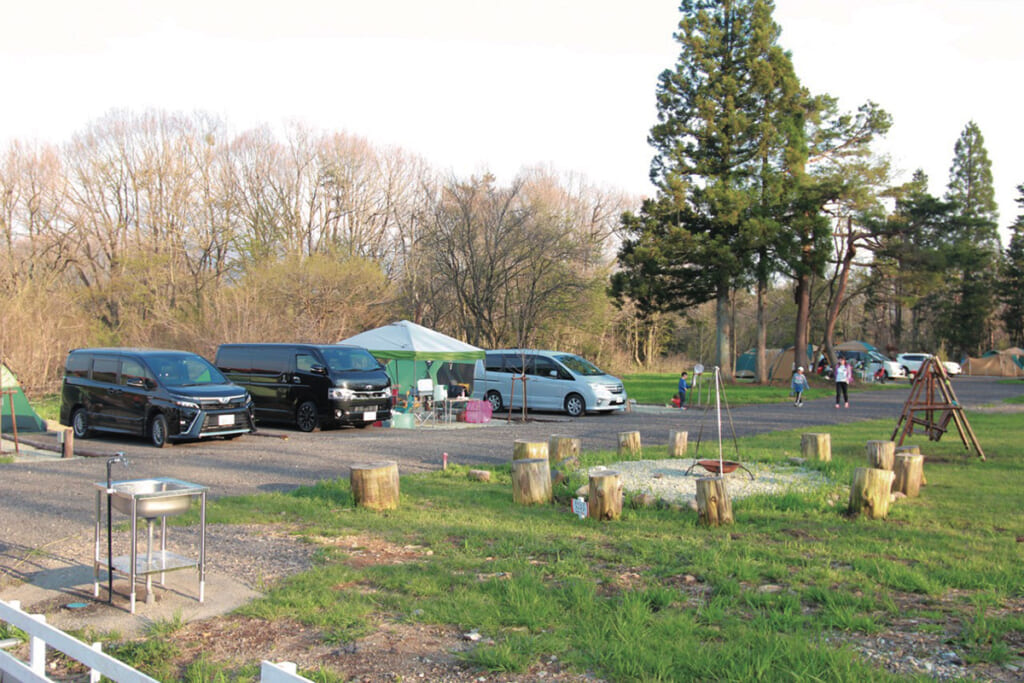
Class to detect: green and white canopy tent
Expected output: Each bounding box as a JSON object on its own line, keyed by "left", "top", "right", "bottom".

{"left": 1, "top": 361, "right": 47, "bottom": 433}
{"left": 340, "top": 320, "right": 484, "bottom": 399}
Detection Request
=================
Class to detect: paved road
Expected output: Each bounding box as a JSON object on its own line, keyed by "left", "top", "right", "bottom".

{"left": 2, "top": 376, "right": 1021, "bottom": 579}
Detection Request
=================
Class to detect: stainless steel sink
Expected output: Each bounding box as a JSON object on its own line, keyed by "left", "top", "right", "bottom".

{"left": 103, "top": 478, "right": 208, "bottom": 519}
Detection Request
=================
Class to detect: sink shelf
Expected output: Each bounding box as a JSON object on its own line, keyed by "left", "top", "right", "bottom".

{"left": 101, "top": 551, "right": 198, "bottom": 576}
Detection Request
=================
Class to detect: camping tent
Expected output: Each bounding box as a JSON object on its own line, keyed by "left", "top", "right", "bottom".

{"left": 339, "top": 320, "right": 485, "bottom": 398}
{"left": 765, "top": 345, "right": 817, "bottom": 382}
{"left": 1, "top": 362, "right": 47, "bottom": 433}
{"left": 962, "top": 349, "right": 1024, "bottom": 377}
{"left": 735, "top": 348, "right": 783, "bottom": 379}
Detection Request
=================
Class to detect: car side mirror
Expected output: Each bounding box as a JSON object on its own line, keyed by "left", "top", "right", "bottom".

{"left": 310, "top": 364, "right": 328, "bottom": 375}
{"left": 125, "top": 377, "right": 147, "bottom": 389}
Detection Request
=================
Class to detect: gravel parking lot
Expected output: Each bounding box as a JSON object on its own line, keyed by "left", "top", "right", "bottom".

{"left": 2, "top": 376, "right": 1021, "bottom": 591}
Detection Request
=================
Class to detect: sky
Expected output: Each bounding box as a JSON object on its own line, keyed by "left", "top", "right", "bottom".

{"left": 3, "top": 0, "right": 1022, "bottom": 235}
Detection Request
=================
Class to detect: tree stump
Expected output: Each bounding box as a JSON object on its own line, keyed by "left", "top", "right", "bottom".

{"left": 801, "top": 433, "right": 831, "bottom": 462}
{"left": 617, "top": 431, "right": 642, "bottom": 458}
{"left": 511, "top": 458, "right": 552, "bottom": 505}
{"left": 513, "top": 440, "right": 549, "bottom": 461}
{"left": 548, "top": 435, "right": 580, "bottom": 464}
{"left": 848, "top": 467, "right": 895, "bottom": 519}
{"left": 695, "top": 477, "right": 733, "bottom": 527}
{"left": 61, "top": 428, "right": 75, "bottom": 459}
{"left": 587, "top": 471, "right": 622, "bottom": 521}
{"left": 467, "top": 469, "right": 492, "bottom": 482}
{"left": 895, "top": 444, "right": 920, "bottom": 455}
{"left": 350, "top": 461, "right": 400, "bottom": 511}
{"left": 893, "top": 454, "right": 924, "bottom": 497}
{"left": 668, "top": 430, "right": 688, "bottom": 457}
{"left": 866, "top": 440, "right": 895, "bottom": 470}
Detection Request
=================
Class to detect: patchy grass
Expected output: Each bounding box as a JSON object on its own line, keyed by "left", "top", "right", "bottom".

{"left": 103, "top": 411, "right": 1024, "bottom": 681}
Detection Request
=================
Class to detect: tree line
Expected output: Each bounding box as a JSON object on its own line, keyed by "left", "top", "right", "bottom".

{"left": 0, "top": 111, "right": 634, "bottom": 393}
{"left": 610, "top": 0, "right": 1023, "bottom": 381}
{"left": 4, "top": 1, "right": 1023, "bottom": 396}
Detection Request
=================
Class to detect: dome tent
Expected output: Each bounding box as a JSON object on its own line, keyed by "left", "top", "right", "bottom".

{"left": 340, "top": 320, "right": 485, "bottom": 398}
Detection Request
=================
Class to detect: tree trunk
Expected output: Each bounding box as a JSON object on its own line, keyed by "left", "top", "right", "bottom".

{"left": 848, "top": 467, "right": 895, "bottom": 519}
{"left": 617, "top": 431, "right": 642, "bottom": 458}
{"left": 715, "top": 284, "right": 734, "bottom": 379}
{"left": 822, "top": 218, "right": 857, "bottom": 366}
{"left": 668, "top": 430, "right": 688, "bottom": 457}
{"left": 350, "top": 461, "right": 400, "bottom": 511}
{"left": 801, "top": 433, "right": 831, "bottom": 462}
{"left": 696, "top": 477, "right": 733, "bottom": 527}
{"left": 756, "top": 274, "right": 768, "bottom": 384}
{"left": 893, "top": 454, "right": 924, "bottom": 497}
{"left": 548, "top": 435, "right": 580, "bottom": 464}
{"left": 794, "top": 272, "right": 812, "bottom": 371}
{"left": 511, "top": 458, "right": 552, "bottom": 505}
{"left": 513, "top": 440, "right": 548, "bottom": 461}
{"left": 587, "top": 471, "right": 623, "bottom": 521}
{"left": 866, "top": 440, "right": 896, "bottom": 471}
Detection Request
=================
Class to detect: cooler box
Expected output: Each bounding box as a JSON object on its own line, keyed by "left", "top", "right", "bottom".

{"left": 462, "top": 399, "right": 492, "bottom": 424}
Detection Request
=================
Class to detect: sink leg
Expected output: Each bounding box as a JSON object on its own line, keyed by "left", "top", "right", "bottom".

{"left": 129, "top": 503, "right": 137, "bottom": 614}
{"left": 145, "top": 519, "right": 154, "bottom": 605}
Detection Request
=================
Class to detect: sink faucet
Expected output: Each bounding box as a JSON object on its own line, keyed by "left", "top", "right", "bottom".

{"left": 106, "top": 452, "right": 129, "bottom": 490}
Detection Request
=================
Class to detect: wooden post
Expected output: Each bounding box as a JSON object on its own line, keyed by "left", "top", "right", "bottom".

{"left": 668, "top": 430, "right": 688, "bottom": 457}
{"left": 350, "top": 461, "right": 400, "bottom": 511}
{"left": 893, "top": 454, "right": 924, "bottom": 497}
{"left": 511, "top": 458, "right": 552, "bottom": 505}
{"left": 801, "top": 433, "right": 831, "bottom": 462}
{"left": 548, "top": 435, "right": 580, "bottom": 464}
{"left": 617, "top": 431, "right": 642, "bottom": 458}
{"left": 695, "top": 477, "right": 733, "bottom": 527}
{"left": 866, "top": 440, "right": 896, "bottom": 470}
{"left": 848, "top": 467, "right": 895, "bottom": 519}
{"left": 513, "top": 440, "right": 549, "bottom": 461}
{"left": 61, "top": 428, "right": 75, "bottom": 459}
{"left": 587, "top": 471, "right": 622, "bottom": 521}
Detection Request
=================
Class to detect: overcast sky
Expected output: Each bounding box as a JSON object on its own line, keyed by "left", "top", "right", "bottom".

{"left": 3, "top": 0, "right": 1021, "bottom": 234}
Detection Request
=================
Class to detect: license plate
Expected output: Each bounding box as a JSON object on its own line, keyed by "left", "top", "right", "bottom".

{"left": 218, "top": 414, "right": 235, "bottom": 426}
{"left": 363, "top": 411, "right": 376, "bottom": 421}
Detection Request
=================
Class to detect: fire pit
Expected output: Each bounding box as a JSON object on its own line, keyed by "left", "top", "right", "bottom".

{"left": 685, "top": 459, "right": 755, "bottom": 480}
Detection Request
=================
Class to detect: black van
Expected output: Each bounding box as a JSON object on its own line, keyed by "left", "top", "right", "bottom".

{"left": 214, "top": 343, "right": 392, "bottom": 431}
{"left": 59, "top": 348, "right": 255, "bottom": 448}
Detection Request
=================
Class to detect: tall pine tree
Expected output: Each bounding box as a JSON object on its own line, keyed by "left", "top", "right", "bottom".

{"left": 1000, "top": 184, "right": 1024, "bottom": 346}
{"left": 940, "top": 121, "right": 1001, "bottom": 357}
{"left": 613, "top": 0, "right": 808, "bottom": 376}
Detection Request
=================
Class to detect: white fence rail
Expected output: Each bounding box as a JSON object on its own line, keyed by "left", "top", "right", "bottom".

{"left": 1, "top": 599, "right": 311, "bottom": 683}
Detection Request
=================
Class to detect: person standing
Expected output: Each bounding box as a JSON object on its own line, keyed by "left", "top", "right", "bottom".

{"left": 791, "top": 366, "right": 809, "bottom": 407}
{"left": 834, "top": 357, "right": 851, "bottom": 408}
{"left": 677, "top": 370, "right": 691, "bottom": 410}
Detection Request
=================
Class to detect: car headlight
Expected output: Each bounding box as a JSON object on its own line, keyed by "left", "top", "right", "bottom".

{"left": 329, "top": 387, "right": 356, "bottom": 400}
{"left": 173, "top": 399, "right": 199, "bottom": 410}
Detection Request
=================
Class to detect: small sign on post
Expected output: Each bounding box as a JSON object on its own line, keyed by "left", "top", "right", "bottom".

{"left": 571, "top": 497, "right": 588, "bottom": 519}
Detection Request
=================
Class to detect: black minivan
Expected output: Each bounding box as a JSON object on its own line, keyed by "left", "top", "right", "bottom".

{"left": 59, "top": 348, "right": 255, "bottom": 448}
{"left": 214, "top": 343, "right": 392, "bottom": 431}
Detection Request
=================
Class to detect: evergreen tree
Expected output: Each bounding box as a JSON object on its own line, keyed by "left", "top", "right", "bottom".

{"left": 613, "top": 0, "right": 807, "bottom": 375}
{"left": 940, "top": 121, "right": 1001, "bottom": 357}
{"left": 1000, "top": 184, "right": 1024, "bottom": 346}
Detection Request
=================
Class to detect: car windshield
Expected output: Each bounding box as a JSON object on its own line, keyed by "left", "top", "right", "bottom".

{"left": 147, "top": 353, "right": 228, "bottom": 386}
{"left": 320, "top": 347, "right": 382, "bottom": 372}
{"left": 554, "top": 354, "right": 605, "bottom": 377}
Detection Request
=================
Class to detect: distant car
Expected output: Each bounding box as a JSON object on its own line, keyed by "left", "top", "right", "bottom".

{"left": 943, "top": 360, "right": 963, "bottom": 376}
{"left": 842, "top": 350, "right": 905, "bottom": 381}
{"left": 896, "top": 353, "right": 930, "bottom": 378}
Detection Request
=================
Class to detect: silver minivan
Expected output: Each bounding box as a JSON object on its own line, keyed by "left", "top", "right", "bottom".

{"left": 471, "top": 349, "right": 627, "bottom": 417}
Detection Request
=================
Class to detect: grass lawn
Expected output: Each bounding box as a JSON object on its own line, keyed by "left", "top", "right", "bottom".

{"left": 621, "top": 371, "right": 902, "bottom": 407}
{"left": 91, "top": 407, "right": 1024, "bottom": 681}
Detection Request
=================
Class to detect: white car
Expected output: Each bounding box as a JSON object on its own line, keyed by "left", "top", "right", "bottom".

{"left": 897, "top": 353, "right": 961, "bottom": 378}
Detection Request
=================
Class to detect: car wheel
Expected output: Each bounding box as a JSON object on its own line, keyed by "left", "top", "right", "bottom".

{"left": 71, "top": 408, "right": 91, "bottom": 439}
{"left": 564, "top": 393, "right": 585, "bottom": 418}
{"left": 149, "top": 413, "right": 169, "bottom": 448}
{"left": 295, "top": 401, "right": 319, "bottom": 432}
{"left": 485, "top": 391, "right": 503, "bottom": 413}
